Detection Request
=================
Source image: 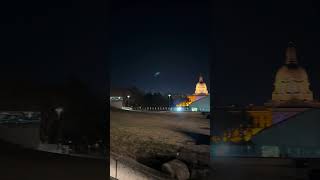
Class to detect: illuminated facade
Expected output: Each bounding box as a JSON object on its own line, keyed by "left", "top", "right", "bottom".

{"left": 194, "top": 75, "right": 209, "bottom": 95}
{"left": 176, "top": 75, "right": 209, "bottom": 108}
{"left": 272, "top": 43, "right": 313, "bottom": 102}
{"left": 211, "top": 107, "right": 273, "bottom": 143}
{"left": 212, "top": 43, "right": 319, "bottom": 144}
{"left": 251, "top": 108, "right": 320, "bottom": 157}
{"left": 176, "top": 95, "right": 204, "bottom": 107}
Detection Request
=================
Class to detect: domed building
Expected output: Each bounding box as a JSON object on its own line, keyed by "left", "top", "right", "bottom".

{"left": 176, "top": 75, "right": 210, "bottom": 112}
{"left": 212, "top": 43, "right": 320, "bottom": 145}
{"left": 194, "top": 75, "right": 209, "bottom": 95}
{"left": 271, "top": 43, "right": 314, "bottom": 105}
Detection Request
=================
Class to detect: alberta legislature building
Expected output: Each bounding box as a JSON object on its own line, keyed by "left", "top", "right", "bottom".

{"left": 212, "top": 43, "right": 320, "bottom": 157}
{"left": 175, "top": 75, "right": 210, "bottom": 112}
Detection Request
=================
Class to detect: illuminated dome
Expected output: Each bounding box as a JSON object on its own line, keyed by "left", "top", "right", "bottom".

{"left": 194, "top": 75, "right": 209, "bottom": 95}
{"left": 272, "top": 43, "right": 313, "bottom": 102}
{"left": 176, "top": 75, "right": 209, "bottom": 107}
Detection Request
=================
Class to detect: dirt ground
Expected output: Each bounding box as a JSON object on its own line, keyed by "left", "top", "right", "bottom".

{"left": 110, "top": 109, "right": 210, "bottom": 163}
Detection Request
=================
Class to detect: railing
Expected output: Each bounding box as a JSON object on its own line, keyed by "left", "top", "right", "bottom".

{"left": 127, "top": 106, "right": 210, "bottom": 112}
{"left": 131, "top": 107, "right": 174, "bottom": 111}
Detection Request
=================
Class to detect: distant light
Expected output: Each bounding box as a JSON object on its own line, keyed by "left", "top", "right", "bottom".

{"left": 55, "top": 107, "right": 64, "bottom": 119}
{"left": 55, "top": 107, "right": 64, "bottom": 114}
{"left": 127, "top": 95, "right": 130, "bottom": 98}
{"left": 121, "top": 107, "right": 132, "bottom": 111}
{"left": 191, "top": 107, "right": 198, "bottom": 112}
{"left": 168, "top": 94, "right": 172, "bottom": 97}
{"left": 154, "top": 72, "right": 161, "bottom": 77}
{"left": 176, "top": 107, "right": 183, "bottom": 112}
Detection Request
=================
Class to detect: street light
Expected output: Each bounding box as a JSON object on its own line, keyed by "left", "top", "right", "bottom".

{"left": 55, "top": 107, "right": 64, "bottom": 120}
{"left": 127, "top": 95, "right": 130, "bottom": 107}
{"left": 54, "top": 106, "right": 64, "bottom": 149}
{"left": 168, "top": 94, "right": 171, "bottom": 108}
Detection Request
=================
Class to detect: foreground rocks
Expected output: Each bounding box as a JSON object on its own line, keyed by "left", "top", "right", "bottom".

{"left": 176, "top": 145, "right": 210, "bottom": 179}
{"left": 177, "top": 145, "right": 210, "bottom": 166}
{"left": 110, "top": 145, "right": 210, "bottom": 180}
{"left": 162, "top": 159, "right": 190, "bottom": 180}
{"left": 161, "top": 145, "right": 210, "bottom": 180}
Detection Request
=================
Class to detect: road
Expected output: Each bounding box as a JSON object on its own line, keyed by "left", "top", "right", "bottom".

{"left": 211, "top": 157, "right": 320, "bottom": 180}
{"left": 0, "top": 140, "right": 106, "bottom": 180}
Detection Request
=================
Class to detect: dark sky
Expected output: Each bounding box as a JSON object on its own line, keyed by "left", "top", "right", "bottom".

{"left": 212, "top": 0, "right": 320, "bottom": 106}
{"left": 110, "top": 0, "right": 210, "bottom": 94}
{"left": 3, "top": 0, "right": 320, "bottom": 105}
{"left": 0, "top": 0, "right": 107, "bottom": 97}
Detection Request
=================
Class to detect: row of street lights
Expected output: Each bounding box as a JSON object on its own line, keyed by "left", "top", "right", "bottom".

{"left": 125, "top": 94, "right": 172, "bottom": 107}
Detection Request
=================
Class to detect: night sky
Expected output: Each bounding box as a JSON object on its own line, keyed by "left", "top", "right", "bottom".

{"left": 110, "top": 0, "right": 210, "bottom": 94}
{"left": 212, "top": 0, "right": 320, "bottom": 106}
{"left": 2, "top": 0, "right": 320, "bottom": 105}
{"left": 0, "top": 0, "right": 107, "bottom": 97}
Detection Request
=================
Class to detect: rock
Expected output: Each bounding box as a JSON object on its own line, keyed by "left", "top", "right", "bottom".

{"left": 177, "top": 145, "right": 210, "bottom": 166}
{"left": 162, "top": 159, "right": 190, "bottom": 180}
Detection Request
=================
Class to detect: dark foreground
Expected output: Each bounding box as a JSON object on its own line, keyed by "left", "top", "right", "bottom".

{"left": 211, "top": 157, "right": 320, "bottom": 180}
{"left": 0, "top": 140, "right": 106, "bottom": 180}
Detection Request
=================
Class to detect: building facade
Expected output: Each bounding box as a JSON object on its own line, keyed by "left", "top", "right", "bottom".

{"left": 272, "top": 42, "right": 314, "bottom": 103}
{"left": 212, "top": 43, "right": 320, "bottom": 145}
{"left": 176, "top": 75, "right": 210, "bottom": 112}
